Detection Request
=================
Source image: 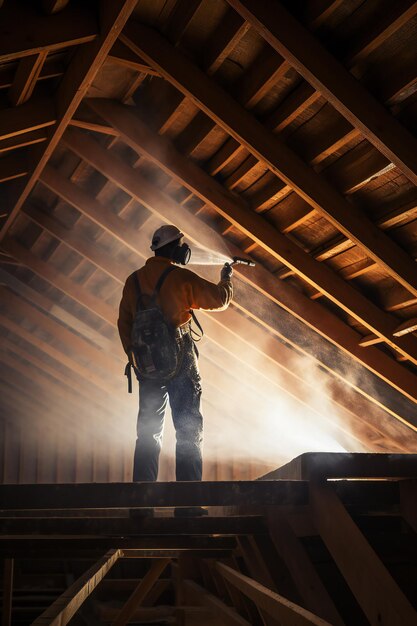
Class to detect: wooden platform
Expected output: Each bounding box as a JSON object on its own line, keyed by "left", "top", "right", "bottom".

{"left": 1, "top": 453, "right": 417, "bottom": 625}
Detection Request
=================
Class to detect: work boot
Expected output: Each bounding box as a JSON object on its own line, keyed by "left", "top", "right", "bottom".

{"left": 174, "top": 507, "right": 208, "bottom": 518}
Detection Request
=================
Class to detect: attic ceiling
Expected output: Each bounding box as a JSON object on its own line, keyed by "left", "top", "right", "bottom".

{"left": 1, "top": 0, "right": 417, "bottom": 480}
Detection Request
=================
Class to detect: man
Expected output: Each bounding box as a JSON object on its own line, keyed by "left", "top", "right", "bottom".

{"left": 118, "top": 225, "right": 233, "bottom": 492}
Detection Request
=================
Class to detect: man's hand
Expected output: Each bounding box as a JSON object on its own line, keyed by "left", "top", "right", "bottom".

{"left": 221, "top": 262, "right": 233, "bottom": 281}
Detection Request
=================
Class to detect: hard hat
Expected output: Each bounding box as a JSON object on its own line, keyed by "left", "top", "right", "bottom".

{"left": 150, "top": 225, "right": 184, "bottom": 251}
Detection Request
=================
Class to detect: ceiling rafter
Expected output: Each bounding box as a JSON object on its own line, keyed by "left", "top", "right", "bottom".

{"left": 120, "top": 22, "right": 417, "bottom": 300}
{"left": 85, "top": 101, "right": 417, "bottom": 373}
{"left": 0, "top": 1, "right": 98, "bottom": 63}
{"left": 16, "top": 192, "right": 412, "bottom": 448}
{"left": 226, "top": 0, "right": 417, "bottom": 186}
{"left": 0, "top": 0, "right": 138, "bottom": 243}
{"left": 40, "top": 126, "right": 417, "bottom": 420}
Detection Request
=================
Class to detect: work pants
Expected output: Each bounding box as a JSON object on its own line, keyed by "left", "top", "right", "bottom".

{"left": 133, "top": 334, "right": 203, "bottom": 482}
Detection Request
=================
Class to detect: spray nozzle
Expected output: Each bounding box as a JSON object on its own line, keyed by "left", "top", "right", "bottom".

{"left": 230, "top": 256, "right": 256, "bottom": 267}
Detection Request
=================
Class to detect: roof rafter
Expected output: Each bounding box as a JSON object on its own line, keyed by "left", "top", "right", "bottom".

{"left": 0, "top": 0, "right": 138, "bottom": 242}
{"left": 16, "top": 196, "right": 411, "bottom": 448}
{"left": 0, "top": 0, "right": 98, "bottom": 63}
{"left": 85, "top": 100, "right": 417, "bottom": 374}
{"left": 226, "top": 0, "right": 417, "bottom": 186}
{"left": 120, "top": 22, "right": 417, "bottom": 299}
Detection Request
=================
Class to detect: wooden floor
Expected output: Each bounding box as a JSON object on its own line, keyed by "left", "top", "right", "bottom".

{"left": 1, "top": 453, "right": 416, "bottom": 625}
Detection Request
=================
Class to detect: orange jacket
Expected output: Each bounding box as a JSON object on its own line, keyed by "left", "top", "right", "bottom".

{"left": 117, "top": 256, "right": 233, "bottom": 353}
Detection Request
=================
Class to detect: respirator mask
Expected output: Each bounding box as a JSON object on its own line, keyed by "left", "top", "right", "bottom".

{"left": 172, "top": 242, "right": 191, "bottom": 265}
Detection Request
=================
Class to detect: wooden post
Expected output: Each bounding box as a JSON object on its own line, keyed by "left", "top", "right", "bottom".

{"left": 111, "top": 559, "right": 170, "bottom": 626}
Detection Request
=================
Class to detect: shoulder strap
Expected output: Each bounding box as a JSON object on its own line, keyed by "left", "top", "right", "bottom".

{"left": 134, "top": 265, "right": 176, "bottom": 310}
{"left": 150, "top": 265, "right": 176, "bottom": 305}
{"left": 190, "top": 310, "right": 204, "bottom": 341}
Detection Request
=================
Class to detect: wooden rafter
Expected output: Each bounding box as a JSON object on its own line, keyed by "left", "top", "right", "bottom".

{"left": 216, "top": 562, "right": 332, "bottom": 625}
{"left": 120, "top": 23, "right": 417, "bottom": 301}
{"left": 27, "top": 180, "right": 414, "bottom": 442}
{"left": 310, "top": 482, "right": 417, "bottom": 625}
{"left": 83, "top": 102, "right": 417, "bottom": 391}
{"left": 0, "top": 1, "right": 98, "bottom": 63}
{"left": 226, "top": 0, "right": 417, "bottom": 186}
{"left": 0, "top": 0, "right": 138, "bottom": 242}
{"left": 31, "top": 549, "right": 121, "bottom": 626}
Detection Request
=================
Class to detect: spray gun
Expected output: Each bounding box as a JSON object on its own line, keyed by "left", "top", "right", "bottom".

{"left": 230, "top": 256, "right": 256, "bottom": 267}
{"left": 222, "top": 256, "right": 255, "bottom": 278}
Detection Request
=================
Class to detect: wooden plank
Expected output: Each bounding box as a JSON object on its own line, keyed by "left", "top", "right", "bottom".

{"left": 1, "top": 559, "right": 13, "bottom": 626}
{"left": 85, "top": 100, "right": 417, "bottom": 370}
{"left": 8, "top": 51, "right": 48, "bottom": 106}
{"left": 42, "top": 0, "right": 71, "bottom": 15}
{"left": 121, "top": 22, "right": 417, "bottom": 298}
{"left": 261, "top": 452, "right": 417, "bottom": 481}
{"left": 0, "top": 1, "right": 97, "bottom": 63}
{"left": 216, "top": 562, "right": 333, "bottom": 626}
{"left": 227, "top": 0, "right": 417, "bottom": 186}
{"left": 0, "top": 481, "right": 308, "bottom": 510}
{"left": 0, "top": 153, "right": 28, "bottom": 184}
{"left": 31, "top": 549, "right": 121, "bottom": 626}
{"left": 266, "top": 511, "right": 345, "bottom": 625}
{"left": 184, "top": 579, "right": 251, "bottom": 626}
{"left": 204, "top": 8, "right": 250, "bottom": 75}
{"left": 0, "top": 97, "right": 55, "bottom": 141}
{"left": 23, "top": 203, "right": 128, "bottom": 283}
{"left": 0, "top": 515, "right": 265, "bottom": 536}
{"left": 39, "top": 160, "right": 415, "bottom": 420}
{"left": 108, "top": 40, "right": 160, "bottom": 76}
{"left": 2, "top": 538, "right": 235, "bottom": 555}
{"left": 0, "top": 286, "right": 121, "bottom": 381}
{"left": 0, "top": 0, "right": 138, "bottom": 242}
{"left": 310, "top": 481, "right": 417, "bottom": 626}
{"left": 2, "top": 237, "right": 117, "bottom": 326}
{"left": 111, "top": 560, "right": 170, "bottom": 626}
{"left": 343, "top": 0, "right": 417, "bottom": 65}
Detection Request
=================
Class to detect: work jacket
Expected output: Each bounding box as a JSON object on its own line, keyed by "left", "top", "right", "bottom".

{"left": 117, "top": 256, "right": 233, "bottom": 354}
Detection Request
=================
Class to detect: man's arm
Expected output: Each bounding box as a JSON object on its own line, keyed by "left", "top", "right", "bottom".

{"left": 186, "top": 268, "right": 233, "bottom": 312}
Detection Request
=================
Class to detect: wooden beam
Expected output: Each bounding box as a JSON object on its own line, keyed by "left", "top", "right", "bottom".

{"left": 393, "top": 317, "right": 417, "bottom": 337}
{"left": 0, "top": 288, "right": 121, "bottom": 388}
{"left": 108, "top": 40, "right": 160, "bottom": 76}
{"left": 0, "top": 97, "right": 55, "bottom": 141}
{"left": 342, "top": 0, "right": 417, "bottom": 66}
{"left": 41, "top": 0, "right": 71, "bottom": 15}
{"left": 111, "top": 560, "right": 170, "bottom": 626}
{"left": 204, "top": 8, "right": 250, "bottom": 75}
{"left": 0, "top": 129, "right": 47, "bottom": 154}
{"left": 184, "top": 579, "right": 251, "bottom": 626}
{"left": 0, "top": 0, "right": 138, "bottom": 242}
{"left": 0, "top": 515, "right": 265, "bottom": 536}
{"left": 84, "top": 101, "right": 417, "bottom": 373}
{"left": 8, "top": 51, "right": 48, "bottom": 106}
{"left": 23, "top": 203, "right": 128, "bottom": 283}
{"left": 0, "top": 1, "right": 97, "bottom": 63}
{"left": 266, "top": 511, "right": 344, "bottom": 625}
{"left": 310, "top": 482, "right": 417, "bottom": 626}
{"left": 19, "top": 192, "right": 401, "bottom": 449}
{"left": 0, "top": 153, "right": 28, "bottom": 184}
{"left": 226, "top": 0, "right": 417, "bottom": 186}
{"left": 216, "top": 562, "right": 333, "bottom": 625}
{"left": 1, "top": 237, "right": 117, "bottom": 326}
{"left": 1, "top": 559, "right": 13, "bottom": 626}
{"left": 0, "top": 481, "right": 309, "bottom": 510}
{"left": 31, "top": 549, "right": 121, "bottom": 626}
{"left": 120, "top": 25, "right": 417, "bottom": 298}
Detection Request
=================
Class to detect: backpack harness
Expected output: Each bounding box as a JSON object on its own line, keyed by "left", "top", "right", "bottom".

{"left": 124, "top": 266, "right": 203, "bottom": 393}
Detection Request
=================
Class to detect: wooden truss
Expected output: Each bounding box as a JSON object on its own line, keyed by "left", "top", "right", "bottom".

{"left": 1, "top": 453, "right": 417, "bottom": 625}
